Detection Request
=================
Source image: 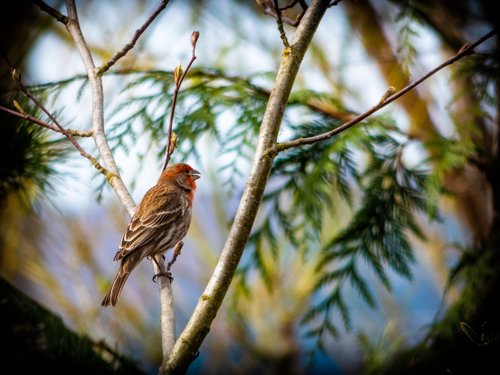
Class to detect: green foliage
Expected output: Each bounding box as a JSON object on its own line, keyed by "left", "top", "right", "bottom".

{"left": 423, "top": 133, "right": 476, "bottom": 219}
{"left": 102, "top": 69, "right": 434, "bottom": 354}
{"left": 450, "top": 52, "right": 498, "bottom": 148}
{"left": 0, "top": 93, "right": 69, "bottom": 205}
{"left": 452, "top": 53, "right": 498, "bottom": 109}
{"left": 303, "top": 133, "right": 428, "bottom": 342}
{"left": 24, "top": 68, "right": 435, "bottom": 360}
{"left": 105, "top": 69, "right": 267, "bottom": 188}
{"left": 5, "top": 1, "right": 498, "bottom": 373}
{"left": 247, "top": 113, "right": 430, "bottom": 356}
{"left": 392, "top": 5, "right": 421, "bottom": 76}
{"left": 244, "top": 117, "right": 361, "bottom": 285}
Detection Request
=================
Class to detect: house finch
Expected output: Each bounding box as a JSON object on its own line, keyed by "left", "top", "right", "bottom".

{"left": 101, "top": 163, "right": 200, "bottom": 307}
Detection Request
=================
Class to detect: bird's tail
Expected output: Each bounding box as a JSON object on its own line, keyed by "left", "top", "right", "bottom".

{"left": 101, "top": 269, "right": 131, "bottom": 307}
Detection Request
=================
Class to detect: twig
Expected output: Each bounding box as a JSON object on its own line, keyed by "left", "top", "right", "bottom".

{"left": 274, "top": 0, "right": 290, "bottom": 48}
{"left": 32, "top": 0, "right": 69, "bottom": 24}
{"left": 273, "top": 27, "right": 499, "bottom": 154}
{"left": 257, "top": 0, "right": 305, "bottom": 27}
{"left": 10, "top": 69, "right": 111, "bottom": 177}
{"left": 96, "top": 0, "right": 170, "bottom": 75}
{"left": 0, "top": 103, "right": 92, "bottom": 137}
{"left": 161, "top": 31, "right": 199, "bottom": 172}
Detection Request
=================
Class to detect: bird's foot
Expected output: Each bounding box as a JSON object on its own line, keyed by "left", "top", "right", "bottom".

{"left": 166, "top": 241, "right": 184, "bottom": 272}
{"left": 152, "top": 271, "right": 173, "bottom": 283}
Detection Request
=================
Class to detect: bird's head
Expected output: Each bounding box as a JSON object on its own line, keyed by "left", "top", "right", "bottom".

{"left": 160, "top": 163, "right": 201, "bottom": 191}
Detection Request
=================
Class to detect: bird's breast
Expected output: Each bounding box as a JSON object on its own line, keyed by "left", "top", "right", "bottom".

{"left": 155, "top": 194, "right": 192, "bottom": 252}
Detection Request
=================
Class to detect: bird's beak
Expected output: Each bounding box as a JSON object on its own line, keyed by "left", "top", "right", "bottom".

{"left": 191, "top": 169, "right": 201, "bottom": 180}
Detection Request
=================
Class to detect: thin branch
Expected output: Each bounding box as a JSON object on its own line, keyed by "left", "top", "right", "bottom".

{"left": 32, "top": 0, "right": 69, "bottom": 24}
{"left": 1, "top": 103, "right": 60, "bottom": 131}
{"left": 65, "top": 0, "right": 136, "bottom": 214}
{"left": 96, "top": 0, "right": 170, "bottom": 76}
{"left": 160, "top": 1, "right": 331, "bottom": 373}
{"left": 0, "top": 103, "right": 92, "bottom": 137}
{"left": 10, "top": 70, "right": 111, "bottom": 176}
{"left": 257, "top": 0, "right": 305, "bottom": 27}
{"left": 274, "top": 0, "right": 290, "bottom": 48}
{"left": 161, "top": 31, "right": 199, "bottom": 172}
{"left": 274, "top": 27, "right": 500, "bottom": 153}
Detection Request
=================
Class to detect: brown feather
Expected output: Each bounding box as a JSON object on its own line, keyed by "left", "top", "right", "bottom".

{"left": 101, "top": 163, "right": 200, "bottom": 307}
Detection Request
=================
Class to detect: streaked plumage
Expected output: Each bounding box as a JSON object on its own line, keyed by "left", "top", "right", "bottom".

{"left": 101, "top": 163, "right": 200, "bottom": 307}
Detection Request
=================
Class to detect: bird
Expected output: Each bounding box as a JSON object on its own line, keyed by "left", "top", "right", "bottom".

{"left": 101, "top": 163, "right": 200, "bottom": 307}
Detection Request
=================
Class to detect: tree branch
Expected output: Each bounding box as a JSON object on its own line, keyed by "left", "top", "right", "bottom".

{"left": 257, "top": 0, "right": 306, "bottom": 27}
{"left": 96, "top": 0, "right": 171, "bottom": 76}
{"left": 0, "top": 103, "right": 92, "bottom": 137}
{"left": 160, "top": 1, "right": 332, "bottom": 373}
{"left": 65, "top": 0, "right": 136, "bottom": 214}
{"left": 273, "top": 0, "right": 290, "bottom": 48}
{"left": 161, "top": 31, "right": 199, "bottom": 172}
{"left": 32, "top": 0, "right": 69, "bottom": 25}
{"left": 273, "top": 26, "right": 499, "bottom": 153}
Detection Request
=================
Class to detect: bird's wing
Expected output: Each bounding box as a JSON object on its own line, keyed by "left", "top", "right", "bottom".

{"left": 113, "top": 188, "right": 184, "bottom": 260}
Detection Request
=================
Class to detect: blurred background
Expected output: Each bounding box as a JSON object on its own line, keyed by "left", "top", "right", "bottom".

{"left": 1, "top": 0, "right": 498, "bottom": 374}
